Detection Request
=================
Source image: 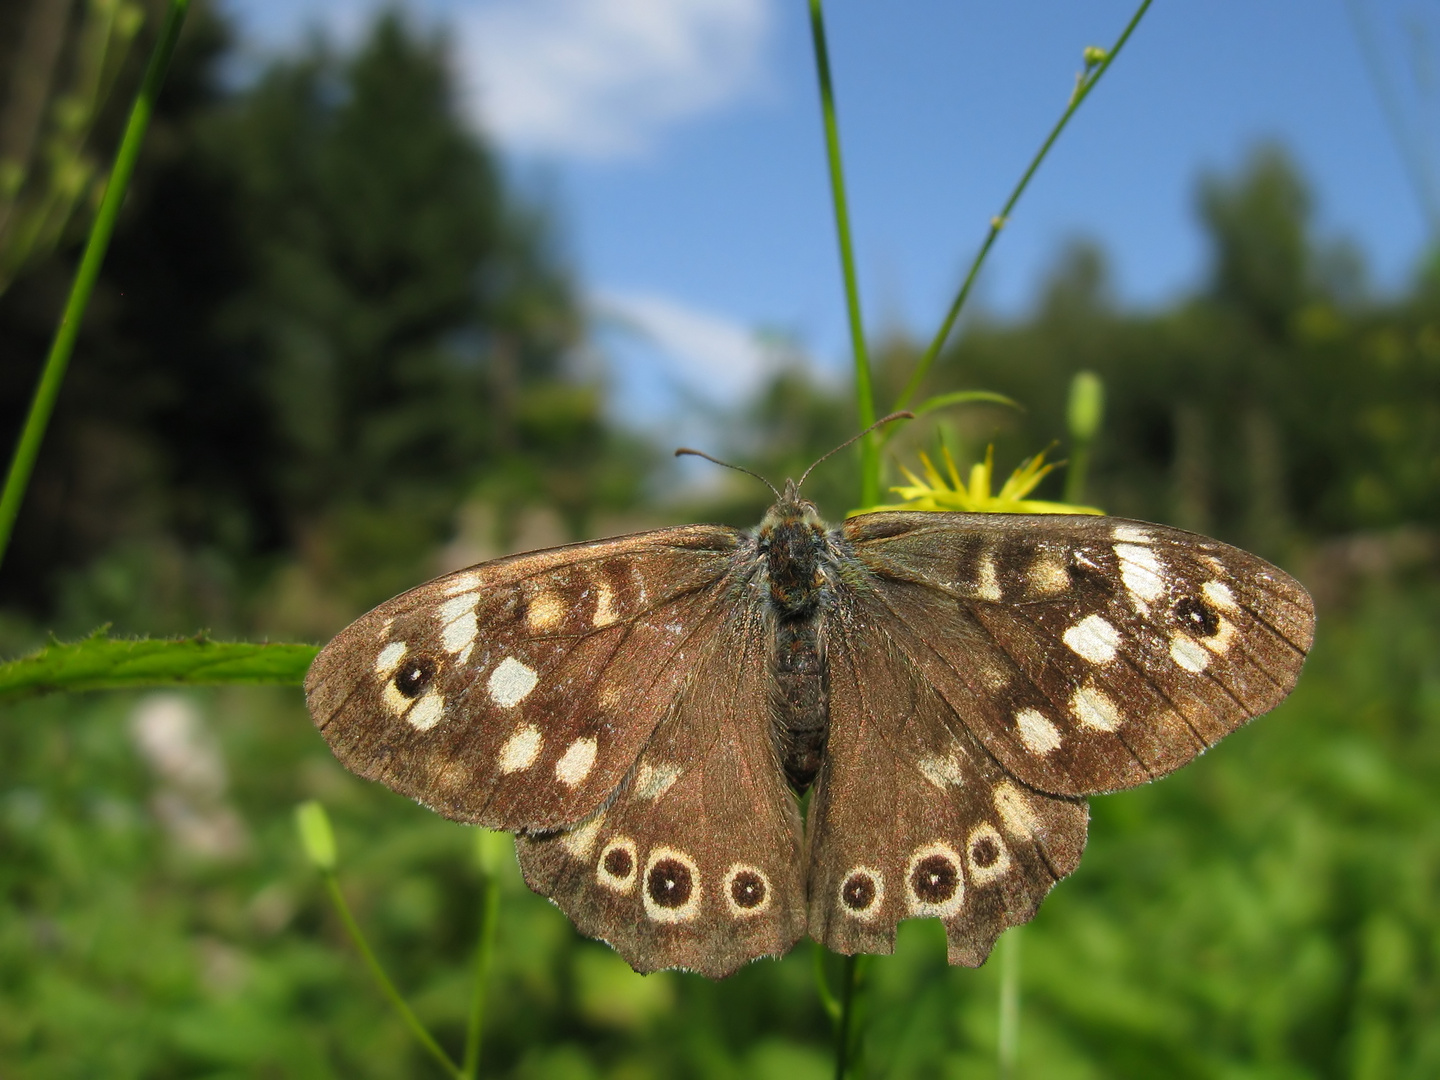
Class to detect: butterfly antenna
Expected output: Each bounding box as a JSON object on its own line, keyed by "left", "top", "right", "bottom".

{"left": 674, "top": 447, "right": 782, "bottom": 501}
{"left": 796, "top": 410, "right": 915, "bottom": 490}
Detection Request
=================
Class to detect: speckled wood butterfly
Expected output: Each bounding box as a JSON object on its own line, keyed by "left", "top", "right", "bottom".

{"left": 306, "top": 472, "right": 1313, "bottom": 978}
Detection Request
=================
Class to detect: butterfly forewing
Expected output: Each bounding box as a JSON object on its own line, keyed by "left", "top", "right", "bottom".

{"left": 806, "top": 592, "right": 1088, "bottom": 966}
{"left": 844, "top": 512, "right": 1315, "bottom": 798}
{"left": 516, "top": 598, "right": 806, "bottom": 979}
{"left": 305, "top": 525, "right": 743, "bottom": 831}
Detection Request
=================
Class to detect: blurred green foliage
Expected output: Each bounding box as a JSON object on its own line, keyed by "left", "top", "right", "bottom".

{"left": 1, "top": 1, "right": 1438, "bottom": 1076}
{"left": 1, "top": 581, "right": 1435, "bottom": 1076}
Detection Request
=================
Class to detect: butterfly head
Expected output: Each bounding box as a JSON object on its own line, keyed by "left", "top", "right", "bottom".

{"left": 757, "top": 480, "right": 828, "bottom": 614}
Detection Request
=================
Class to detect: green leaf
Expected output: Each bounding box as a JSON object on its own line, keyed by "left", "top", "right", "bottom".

{"left": 910, "top": 389, "right": 1021, "bottom": 418}
{"left": 0, "top": 632, "right": 318, "bottom": 702}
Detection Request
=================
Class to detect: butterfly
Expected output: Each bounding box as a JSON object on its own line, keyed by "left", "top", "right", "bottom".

{"left": 305, "top": 464, "right": 1314, "bottom": 979}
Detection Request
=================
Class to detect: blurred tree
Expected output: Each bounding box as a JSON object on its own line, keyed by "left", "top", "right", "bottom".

{"left": 891, "top": 145, "right": 1440, "bottom": 555}
{"left": 1199, "top": 145, "right": 1315, "bottom": 340}
{"left": 0, "top": 5, "right": 644, "bottom": 631}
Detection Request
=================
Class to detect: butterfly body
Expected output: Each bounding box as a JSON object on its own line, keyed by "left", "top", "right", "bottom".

{"left": 757, "top": 480, "right": 839, "bottom": 791}
{"left": 307, "top": 498, "right": 1314, "bottom": 978}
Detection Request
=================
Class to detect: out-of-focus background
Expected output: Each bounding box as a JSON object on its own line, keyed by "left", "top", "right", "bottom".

{"left": 2, "top": 0, "right": 1437, "bottom": 1076}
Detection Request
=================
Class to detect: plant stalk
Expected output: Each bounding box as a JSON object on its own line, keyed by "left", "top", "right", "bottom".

{"left": 998, "top": 927, "right": 1022, "bottom": 1079}
{"left": 461, "top": 872, "right": 501, "bottom": 1078}
{"left": 833, "top": 953, "right": 865, "bottom": 1080}
{"left": 807, "top": 0, "right": 879, "bottom": 506}
{"left": 894, "top": 0, "right": 1154, "bottom": 411}
{"left": 0, "top": 0, "right": 193, "bottom": 569}
{"left": 322, "top": 873, "right": 462, "bottom": 1079}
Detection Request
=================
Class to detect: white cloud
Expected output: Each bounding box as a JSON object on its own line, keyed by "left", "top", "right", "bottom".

{"left": 593, "top": 289, "right": 774, "bottom": 403}
{"left": 457, "top": 0, "right": 771, "bottom": 159}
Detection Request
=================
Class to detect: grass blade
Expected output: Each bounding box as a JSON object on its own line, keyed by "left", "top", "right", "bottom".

{"left": 0, "top": 0, "right": 194, "bottom": 568}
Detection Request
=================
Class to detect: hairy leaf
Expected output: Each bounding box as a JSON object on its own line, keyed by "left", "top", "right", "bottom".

{"left": 0, "top": 632, "right": 317, "bottom": 702}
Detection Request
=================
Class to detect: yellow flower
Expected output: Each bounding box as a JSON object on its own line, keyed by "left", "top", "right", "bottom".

{"left": 852, "top": 445, "right": 1102, "bottom": 517}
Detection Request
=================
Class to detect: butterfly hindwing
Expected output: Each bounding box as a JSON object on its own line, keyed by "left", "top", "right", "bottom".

{"left": 305, "top": 525, "right": 743, "bottom": 831}
{"left": 844, "top": 512, "right": 1315, "bottom": 798}
{"left": 806, "top": 592, "right": 1088, "bottom": 965}
{"left": 516, "top": 596, "right": 806, "bottom": 978}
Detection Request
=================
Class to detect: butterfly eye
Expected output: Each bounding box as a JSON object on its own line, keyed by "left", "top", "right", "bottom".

{"left": 840, "top": 870, "right": 878, "bottom": 912}
{"left": 646, "top": 857, "right": 695, "bottom": 909}
{"left": 970, "top": 835, "right": 1000, "bottom": 869}
{"left": 394, "top": 656, "right": 438, "bottom": 698}
{"left": 724, "top": 865, "right": 772, "bottom": 915}
{"left": 909, "top": 854, "right": 960, "bottom": 904}
{"left": 1173, "top": 596, "right": 1221, "bottom": 636}
{"left": 603, "top": 847, "right": 634, "bottom": 879}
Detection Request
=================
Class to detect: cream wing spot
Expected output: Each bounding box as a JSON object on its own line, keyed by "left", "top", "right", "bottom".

{"left": 1202, "top": 580, "right": 1239, "bottom": 611}
{"left": 905, "top": 842, "right": 965, "bottom": 918}
{"left": 918, "top": 752, "right": 966, "bottom": 788}
{"left": 1113, "top": 524, "right": 1152, "bottom": 544}
{"left": 633, "top": 761, "right": 681, "bottom": 801}
{"left": 438, "top": 595, "right": 478, "bottom": 656}
{"left": 561, "top": 813, "right": 605, "bottom": 859}
{"left": 1071, "top": 683, "right": 1122, "bottom": 731}
{"left": 498, "top": 723, "right": 542, "bottom": 773}
{"left": 1204, "top": 618, "right": 1237, "bottom": 654}
{"left": 437, "top": 593, "right": 476, "bottom": 626}
{"left": 977, "top": 663, "right": 1011, "bottom": 692}
{"left": 1029, "top": 554, "right": 1070, "bottom": 595}
{"left": 525, "top": 590, "right": 564, "bottom": 632}
{"left": 1116, "top": 543, "right": 1166, "bottom": 604}
{"left": 965, "top": 823, "right": 1011, "bottom": 886}
{"left": 592, "top": 581, "right": 618, "bottom": 627}
{"left": 554, "top": 736, "right": 598, "bottom": 787}
{"left": 407, "top": 692, "right": 446, "bottom": 731}
{"left": 488, "top": 656, "right": 538, "bottom": 707}
{"left": 994, "top": 782, "right": 1040, "bottom": 838}
{"left": 1063, "top": 614, "right": 1120, "bottom": 664}
{"left": 443, "top": 571, "right": 481, "bottom": 596}
{"left": 374, "top": 641, "right": 408, "bottom": 678}
{"left": 1015, "top": 708, "right": 1062, "bottom": 754}
{"left": 383, "top": 682, "right": 415, "bottom": 717}
{"left": 1169, "top": 632, "right": 1211, "bottom": 672}
{"left": 976, "top": 553, "right": 1002, "bottom": 601}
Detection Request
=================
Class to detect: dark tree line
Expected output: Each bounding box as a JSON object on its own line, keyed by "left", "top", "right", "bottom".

{"left": 0, "top": 4, "right": 645, "bottom": 633}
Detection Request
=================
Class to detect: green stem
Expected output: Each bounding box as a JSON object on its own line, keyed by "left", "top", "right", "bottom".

{"left": 833, "top": 954, "right": 865, "bottom": 1080}
{"left": 998, "top": 927, "right": 1022, "bottom": 1080}
{"left": 461, "top": 874, "right": 501, "bottom": 1078}
{"left": 1063, "top": 440, "right": 1092, "bottom": 505}
{"left": 0, "top": 0, "right": 192, "bottom": 569}
{"left": 893, "top": 0, "right": 1155, "bottom": 411}
{"left": 807, "top": 0, "right": 879, "bottom": 506}
{"left": 812, "top": 942, "right": 842, "bottom": 1024}
{"left": 322, "top": 873, "right": 462, "bottom": 1079}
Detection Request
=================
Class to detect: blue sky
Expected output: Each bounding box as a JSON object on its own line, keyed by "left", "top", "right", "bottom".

{"left": 218, "top": 0, "right": 1439, "bottom": 428}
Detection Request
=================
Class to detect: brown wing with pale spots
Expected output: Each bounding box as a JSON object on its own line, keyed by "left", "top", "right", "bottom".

{"left": 806, "top": 595, "right": 1087, "bottom": 966}
{"left": 843, "top": 512, "right": 1315, "bottom": 798}
{"left": 516, "top": 601, "right": 805, "bottom": 979}
{"left": 305, "top": 525, "right": 744, "bottom": 831}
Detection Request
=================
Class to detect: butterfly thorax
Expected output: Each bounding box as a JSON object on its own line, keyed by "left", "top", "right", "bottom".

{"left": 756, "top": 483, "right": 835, "bottom": 793}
